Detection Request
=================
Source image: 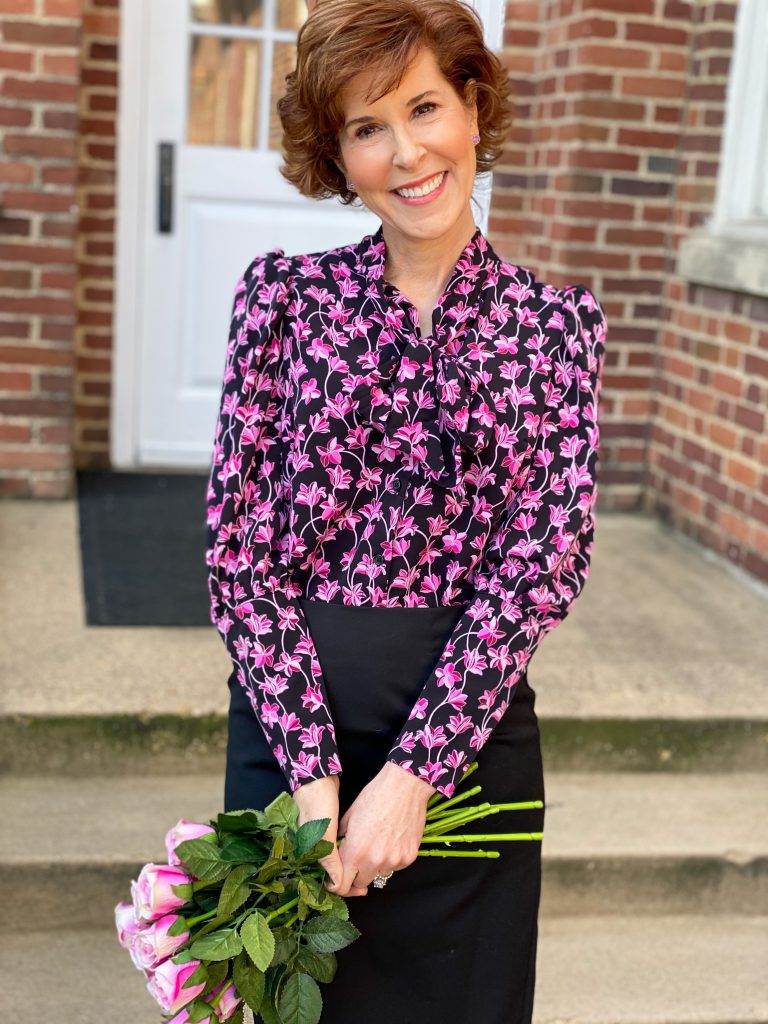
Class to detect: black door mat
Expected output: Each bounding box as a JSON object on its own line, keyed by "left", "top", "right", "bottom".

{"left": 76, "top": 469, "right": 213, "bottom": 627}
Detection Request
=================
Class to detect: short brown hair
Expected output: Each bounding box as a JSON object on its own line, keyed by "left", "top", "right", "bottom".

{"left": 277, "top": 0, "right": 513, "bottom": 205}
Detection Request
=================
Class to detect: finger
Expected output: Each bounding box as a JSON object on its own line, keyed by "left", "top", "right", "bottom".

{"left": 321, "top": 849, "right": 344, "bottom": 892}
{"left": 335, "top": 849, "right": 363, "bottom": 898}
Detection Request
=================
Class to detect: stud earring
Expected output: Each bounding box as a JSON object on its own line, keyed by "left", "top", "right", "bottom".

{"left": 346, "top": 180, "right": 355, "bottom": 190}
{"left": 471, "top": 132, "right": 480, "bottom": 145}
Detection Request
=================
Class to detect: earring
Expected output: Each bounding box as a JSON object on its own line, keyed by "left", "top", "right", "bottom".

{"left": 346, "top": 180, "right": 355, "bottom": 190}
{"left": 471, "top": 132, "right": 480, "bottom": 145}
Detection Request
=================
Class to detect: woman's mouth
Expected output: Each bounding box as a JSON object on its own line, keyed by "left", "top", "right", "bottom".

{"left": 391, "top": 170, "right": 448, "bottom": 205}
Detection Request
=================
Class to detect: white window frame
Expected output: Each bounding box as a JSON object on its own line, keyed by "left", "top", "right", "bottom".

{"left": 710, "top": 0, "right": 768, "bottom": 238}
{"left": 678, "top": 0, "right": 768, "bottom": 296}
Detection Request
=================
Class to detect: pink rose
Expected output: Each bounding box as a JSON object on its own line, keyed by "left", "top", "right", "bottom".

{"left": 166, "top": 818, "right": 217, "bottom": 868}
{"left": 114, "top": 900, "right": 140, "bottom": 948}
{"left": 131, "top": 912, "right": 190, "bottom": 970}
{"left": 212, "top": 982, "right": 242, "bottom": 1021}
{"left": 114, "top": 900, "right": 148, "bottom": 971}
{"left": 166, "top": 1007, "right": 215, "bottom": 1024}
{"left": 131, "top": 863, "right": 192, "bottom": 922}
{"left": 146, "top": 958, "right": 205, "bottom": 1015}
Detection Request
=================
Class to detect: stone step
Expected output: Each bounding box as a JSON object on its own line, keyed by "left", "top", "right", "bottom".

{"left": 1, "top": 772, "right": 765, "bottom": 928}
{"left": 3, "top": 712, "right": 767, "bottom": 776}
{"left": 4, "top": 916, "right": 766, "bottom": 1023}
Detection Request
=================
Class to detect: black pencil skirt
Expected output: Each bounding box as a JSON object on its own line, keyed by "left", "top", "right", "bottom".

{"left": 224, "top": 598, "right": 546, "bottom": 1024}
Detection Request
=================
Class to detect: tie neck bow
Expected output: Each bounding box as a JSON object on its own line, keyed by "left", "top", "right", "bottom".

{"left": 350, "top": 224, "right": 502, "bottom": 493}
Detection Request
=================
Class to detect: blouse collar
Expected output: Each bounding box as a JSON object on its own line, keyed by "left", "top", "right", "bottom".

{"left": 354, "top": 221, "right": 502, "bottom": 330}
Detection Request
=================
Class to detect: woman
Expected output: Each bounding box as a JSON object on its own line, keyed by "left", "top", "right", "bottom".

{"left": 206, "top": 1, "right": 607, "bottom": 1021}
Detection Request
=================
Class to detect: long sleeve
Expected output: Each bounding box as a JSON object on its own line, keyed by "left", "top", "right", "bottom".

{"left": 205, "top": 249, "right": 343, "bottom": 793}
{"left": 385, "top": 284, "right": 608, "bottom": 798}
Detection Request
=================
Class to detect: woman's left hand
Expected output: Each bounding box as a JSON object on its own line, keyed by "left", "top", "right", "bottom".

{"left": 331, "top": 761, "right": 436, "bottom": 896}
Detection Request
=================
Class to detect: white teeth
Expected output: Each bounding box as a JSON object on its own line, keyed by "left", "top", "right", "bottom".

{"left": 395, "top": 171, "right": 445, "bottom": 198}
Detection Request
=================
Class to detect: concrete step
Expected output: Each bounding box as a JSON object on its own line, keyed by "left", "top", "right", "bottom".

{"left": 4, "top": 916, "right": 766, "bottom": 1023}
{"left": 2, "top": 772, "right": 765, "bottom": 928}
{"left": 3, "top": 712, "right": 767, "bottom": 776}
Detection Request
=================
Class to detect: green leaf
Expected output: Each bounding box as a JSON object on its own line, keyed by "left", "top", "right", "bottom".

{"left": 270, "top": 925, "right": 297, "bottom": 966}
{"left": 301, "top": 916, "right": 361, "bottom": 954}
{"left": 257, "top": 967, "right": 284, "bottom": 1024}
{"left": 176, "top": 838, "right": 229, "bottom": 883}
{"left": 295, "top": 948, "right": 337, "bottom": 984}
{"left": 294, "top": 819, "right": 330, "bottom": 857}
{"left": 233, "top": 950, "right": 265, "bottom": 1013}
{"left": 202, "top": 959, "right": 228, "bottom": 994}
{"left": 182, "top": 962, "right": 208, "bottom": 988}
{"left": 263, "top": 791, "right": 298, "bottom": 830}
{"left": 277, "top": 972, "right": 322, "bottom": 1024}
{"left": 227, "top": 1005, "right": 244, "bottom": 1024}
{"left": 217, "top": 863, "right": 254, "bottom": 918}
{"left": 256, "top": 858, "right": 286, "bottom": 884}
{"left": 297, "top": 838, "right": 334, "bottom": 865}
{"left": 220, "top": 836, "right": 264, "bottom": 864}
{"left": 188, "top": 926, "right": 243, "bottom": 962}
{"left": 297, "top": 878, "right": 332, "bottom": 912}
{"left": 240, "top": 910, "right": 276, "bottom": 972}
{"left": 185, "top": 999, "right": 215, "bottom": 1023}
{"left": 217, "top": 808, "right": 267, "bottom": 834}
{"left": 322, "top": 892, "right": 349, "bottom": 920}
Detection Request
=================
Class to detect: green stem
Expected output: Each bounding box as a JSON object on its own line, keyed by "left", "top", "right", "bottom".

{"left": 424, "top": 785, "right": 483, "bottom": 820}
{"left": 426, "top": 762, "right": 480, "bottom": 808}
{"left": 421, "top": 831, "right": 544, "bottom": 842}
{"left": 422, "top": 803, "right": 492, "bottom": 834}
{"left": 265, "top": 897, "right": 299, "bottom": 923}
{"left": 186, "top": 908, "right": 218, "bottom": 927}
{"left": 418, "top": 848, "right": 500, "bottom": 858}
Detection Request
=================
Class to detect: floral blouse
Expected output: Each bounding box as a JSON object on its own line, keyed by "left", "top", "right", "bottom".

{"left": 205, "top": 222, "right": 607, "bottom": 798}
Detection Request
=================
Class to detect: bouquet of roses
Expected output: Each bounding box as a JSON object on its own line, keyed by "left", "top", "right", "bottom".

{"left": 115, "top": 762, "right": 542, "bottom": 1024}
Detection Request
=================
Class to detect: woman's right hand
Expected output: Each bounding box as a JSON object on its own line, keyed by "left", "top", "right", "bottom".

{"left": 292, "top": 775, "right": 369, "bottom": 897}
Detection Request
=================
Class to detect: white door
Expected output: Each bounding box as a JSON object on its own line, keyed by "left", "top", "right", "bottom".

{"left": 113, "top": 0, "right": 505, "bottom": 471}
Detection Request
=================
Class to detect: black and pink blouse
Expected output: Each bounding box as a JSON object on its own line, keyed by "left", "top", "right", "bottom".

{"left": 205, "top": 223, "right": 607, "bottom": 798}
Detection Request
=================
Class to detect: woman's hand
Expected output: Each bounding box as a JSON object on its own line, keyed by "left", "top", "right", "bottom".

{"left": 330, "top": 761, "right": 436, "bottom": 897}
{"left": 292, "top": 775, "right": 368, "bottom": 897}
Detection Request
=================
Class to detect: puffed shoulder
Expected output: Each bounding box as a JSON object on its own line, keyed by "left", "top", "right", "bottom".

{"left": 229, "top": 247, "right": 295, "bottom": 340}
{"left": 554, "top": 283, "right": 608, "bottom": 369}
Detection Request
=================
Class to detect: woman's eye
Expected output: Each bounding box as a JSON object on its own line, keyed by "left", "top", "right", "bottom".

{"left": 356, "top": 123, "right": 378, "bottom": 140}
{"left": 354, "top": 102, "right": 438, "bottom": 140}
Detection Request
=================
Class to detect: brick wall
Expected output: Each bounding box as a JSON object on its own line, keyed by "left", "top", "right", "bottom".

{"left": 646, "top": 2, "right": 768, "bottom": 582}
{"left": 0, "top": 0, "right": 83, "bottom": 498}
{"left": 492, "top": 0, "right": 766, "bottom": 582}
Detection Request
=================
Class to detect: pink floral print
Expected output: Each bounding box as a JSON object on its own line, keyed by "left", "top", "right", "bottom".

{"left": 205, "top": 223, "right": 607, "bottom": 797}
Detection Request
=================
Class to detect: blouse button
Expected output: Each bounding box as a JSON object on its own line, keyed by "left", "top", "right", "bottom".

{"left": 391, "top": 478, "right": 402, "bottom": 493}
{"left": 374, "top": 553, "right": 385, "bottom": 566}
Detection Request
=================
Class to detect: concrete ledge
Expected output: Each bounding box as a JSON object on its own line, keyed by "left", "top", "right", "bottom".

{"left": 2, "top": 712, "right": 766, "bottom": 775}
{"left": 678, "top": 228, "right": 768, "bottom": 298}
{"left": 4, "top": 916, "right": 767, "bottom": 1023}
{"left": 2, "top": 772, "right": 765, "bottom": 926}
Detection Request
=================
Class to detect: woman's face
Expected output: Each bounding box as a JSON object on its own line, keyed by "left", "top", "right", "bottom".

{"left": 336, "top": 46, "right": 479, "bottom": 241}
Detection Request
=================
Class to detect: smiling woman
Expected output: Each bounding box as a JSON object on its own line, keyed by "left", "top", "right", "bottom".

{"left": 209, "top": 3, "right": 607, "bottom": 1023}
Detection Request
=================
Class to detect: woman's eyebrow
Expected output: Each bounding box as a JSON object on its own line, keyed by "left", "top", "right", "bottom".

{"left": 343, "top": 89, "right": 439, "bottom": 130}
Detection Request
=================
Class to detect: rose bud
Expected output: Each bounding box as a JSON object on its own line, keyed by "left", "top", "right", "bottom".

{"left": 132, "top": 912, "right": 190, "bottom": 970}
{"left": 131, "top": 863, "right": 192, "bottom": 923}
{"left": 213, "top": 982, "right": 242, "bottom": 1021}
{"left": 165, "top": 819, "right": 216, "bottom": 868}
{"left": 146, "top": 958, "right": 205, "bottom": 1015}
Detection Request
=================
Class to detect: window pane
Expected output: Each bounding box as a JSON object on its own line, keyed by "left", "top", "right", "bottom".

{"left": 190, "top": 0, "right": 264, "bottom": 27}
{"left": 269, "top": 40, "right": 296, "bottom": 150}
{"left": 187, "top": 35, "right": 260, "bottom": 148}
{"left": 276, "top": 0, "right": 308, "bottom": 31}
